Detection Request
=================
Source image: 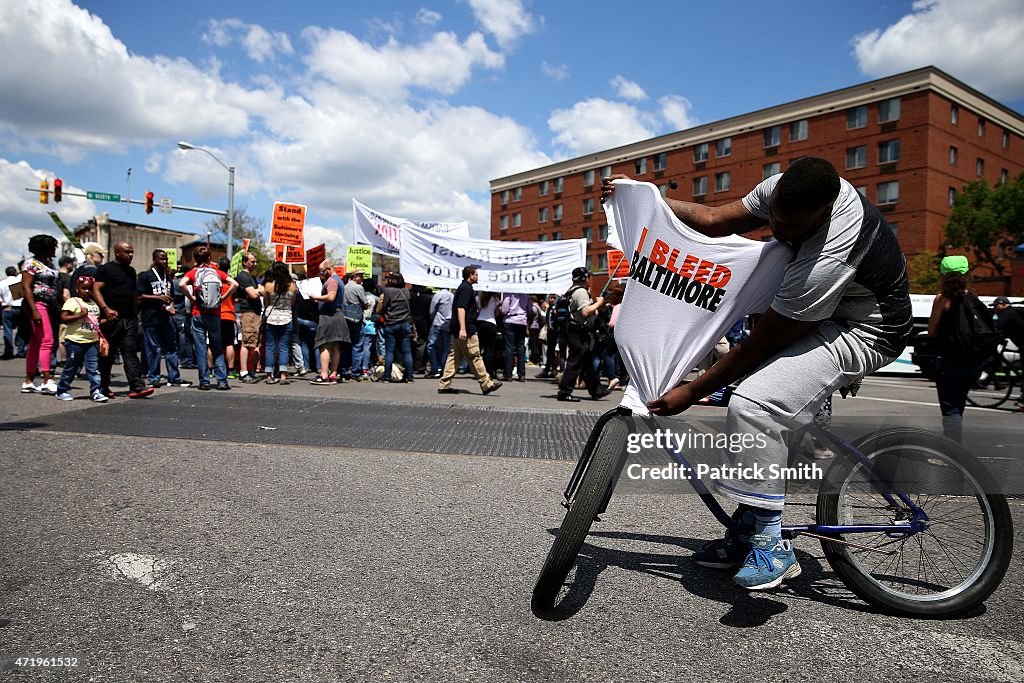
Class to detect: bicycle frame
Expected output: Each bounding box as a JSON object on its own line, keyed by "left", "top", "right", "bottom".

{"left": 563, "top": 406, "right": 930, "bottom": 542}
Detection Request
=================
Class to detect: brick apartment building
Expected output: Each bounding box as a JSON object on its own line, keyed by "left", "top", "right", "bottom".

{"left": 489, "top": 66, "right": 1024, "bottom": 294}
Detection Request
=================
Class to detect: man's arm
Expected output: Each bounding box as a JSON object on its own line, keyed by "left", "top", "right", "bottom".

{"left": 178, "top": 275, "right": 195, "bottom": 305}
{"left": 601, "top": 175, "right": 764, "bottom": 237}
{"left": 223, "top": 275, "right": 238, "bottom": 299}
{"left": 92, "top": 280, "right": 117, "bottom": 321}
{"left": 647, "top": 308, "right": 817, "bottom": 415}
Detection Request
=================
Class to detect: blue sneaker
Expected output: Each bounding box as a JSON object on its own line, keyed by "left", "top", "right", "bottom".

{"left": 732, "top": 534, "right": 801, "bottom": 590}
{"left": 692, "top": 506, "right": 755, "bottom": 569}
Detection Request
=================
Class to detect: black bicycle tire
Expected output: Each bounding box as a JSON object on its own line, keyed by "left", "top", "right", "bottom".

{"left": 966, "top": 351, "right": 1015, "bottom": 409}
{"left": 532, "top": 416, "right": 630, "bottom": 612}
{"left": 817, "top": 428, "right": 1013, "bottom": 618}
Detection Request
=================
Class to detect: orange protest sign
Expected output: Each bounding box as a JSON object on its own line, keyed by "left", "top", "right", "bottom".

{"left": 306, "top": 244, "right": 326, "bottom": 279}
{"left": 333, "top": 265, "right": 347, "bottom": 279}
{"left": 270, "top": 202, "right": 306, "bottom": 247}
{"left": 608, "top": 249, "right": 630, "bottom": 278}
{"left": 274, "top": 244, "right": 284, "bottom": 262}
{"left": 284, "top": 244, "right": 305, "bottom": 264}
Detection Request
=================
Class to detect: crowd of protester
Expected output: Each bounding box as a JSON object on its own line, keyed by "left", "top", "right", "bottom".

{"left": 6, "top": 235, "right": 639, "bottom": 400}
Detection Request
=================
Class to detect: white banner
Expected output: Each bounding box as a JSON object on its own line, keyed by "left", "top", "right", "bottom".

{"left": 352, "top": 198, "right": 470, "bottom": 256}
{"left": 399, "top": 224, "right": 586, "bottom": 294}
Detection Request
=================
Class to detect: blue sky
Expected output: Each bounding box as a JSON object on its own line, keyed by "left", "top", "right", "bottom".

{"left": 2, "top": 0, "right": 1023, "bottom": 267}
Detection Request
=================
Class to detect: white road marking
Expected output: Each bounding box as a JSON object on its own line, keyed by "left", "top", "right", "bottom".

{"left": 106, "top": 553, "right": 173, "bottom": 591}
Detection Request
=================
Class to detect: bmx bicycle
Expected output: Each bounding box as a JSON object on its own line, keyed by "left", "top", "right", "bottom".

{"left": 532, "top": 392, "right": 1014, "bottom": 618}
{"left": 967, "top": 339, "right": 1022, "bottom": 409}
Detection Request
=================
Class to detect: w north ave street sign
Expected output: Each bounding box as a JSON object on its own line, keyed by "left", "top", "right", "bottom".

{"left": 86, "top": 191, "right": 121, "bottom": 202}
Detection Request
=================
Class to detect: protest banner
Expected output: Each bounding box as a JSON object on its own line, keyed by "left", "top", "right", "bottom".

{"left": 352, "top": 199, "right": 469, "bottom": 256}
{"left": 346, "top": 245, "right": 373, "bottom": 275}
{"left": 163, "top": 248, "right": 177, "bottom": 272}
{"left": 270, "top": 202, "right": 306, "bottom": 247}
{"left": 284, "top": 244, "right": 305, "bottom": 264}
{"left": 607, "top": 250, "right": 631, "bottom": 278}
{"left": 306, "top": 244, "right": 326, "bottom": 279}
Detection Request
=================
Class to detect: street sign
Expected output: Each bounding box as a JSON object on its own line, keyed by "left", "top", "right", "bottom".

{"left": 86, "top": 191, "right": 121, "bottom": 202}
{"left": 159, "top": 197, "right": 173, "bottom": 214}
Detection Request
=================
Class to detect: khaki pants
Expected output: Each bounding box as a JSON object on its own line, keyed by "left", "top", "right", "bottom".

{"left": 438, "top": 333, "right": 495, "bottom": 391}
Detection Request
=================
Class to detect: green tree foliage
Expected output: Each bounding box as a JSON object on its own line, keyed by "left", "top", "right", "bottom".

{"left": 944, "top": 172, "right": 1024, "bottom": 276}
{"left": 907, "top": 250, "right": 941, "bottom": 294}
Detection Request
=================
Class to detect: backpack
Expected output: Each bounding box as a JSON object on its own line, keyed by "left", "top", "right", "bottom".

{"left": 946, "top": 294, "right": 1000, "bottom": 360}
{"left": 553, "top": 288, "right": 577, "bottom": 333}
{"left": 194, "top": 265, "right": 223, "bottom": 311}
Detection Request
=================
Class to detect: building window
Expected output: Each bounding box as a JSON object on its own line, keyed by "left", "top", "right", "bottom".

{"left": 1000, "top": 169, "right": 1009, "bottom": 184}
{"left": 978, "top": 119, "right": 986, "bottom": 137}
{"left": 949, "top": 146, "right": 958, "bottom": 165}
{"left": 948, "top": 188, "right": 957, "bottom": 207}
{"left": 846, "top": 146, "right": 867, "bottom": 170}
{"left": 538, "top": 180, "right": 549, "bottom": 196}
{"left": 715, "top": 172, "right": 731, "bottom": 193}
{"left": 583, "top": 169, "right": 596, "bottom": 187}
{"left": 513, "top": 187, "right": 522, "bottom": 201}
{"left": 888, "top": 222, "right": 898, "bottom": 240}
{"left": 553, "top": 176, "right": 564, "bottom": 193}
{"left": 552, "top": 231, "right": 562, "bottom": 241}
{"left": 499, "top": 215, "right": 508, "bottom": 230}
{"left": 856, "top": 186, "right": 867, "bottom": 197}
{"left": 763, "top": 162, "right": 781, "bottom": 179}
{"left": 583, "top": 198, "right": 595, "bottom": 215}
{"left": 553, "top": 204, "right": 563, "bottom": 221}
{"left": 716, "top": 137, "right": 732, "bottom": 158}
{"left": 583, "top": 227, "right": 593, "bottom": 243}
{"left": 601, "top": 165, "right": 612, "bottom": 178}
{"left": 693, "top": 143, "right": 708, "bottom": 163}
{"left": 653, "top": 152, "right": 667, "bottom": 172}
{"left": 599, "top": 224, "right": 609, "bottom": 241}
{"left": 977, "top": 158, "right": 985, "bottom": 177}
{"left": 763, "top": 126, "right": 780, "bottom": 147}
{"left": 951, "top": 104, "right": 958, "bottom": 124}
{"left": 538, "top": 207, "right": 548, "bottom": 223}
{"left": 877, "top": 181, "right": 899, "bottom": 205}
{"left": 879, "top": 98, "right": 900, "bottom": 123}
{"left": 1002, "top": 131, "right": 1010, "bottom": 149}
{"left": 693, "top": 176, "right": 708, "bottom": 196}
{"left": 878, "top": 139, "right": 901, "bottom": 164}
{"left": 847, "top": 105, "right": 867, "bottom": 130}
{"left": 596, "top": 252, "right": 608, "bottom": 272}
{"left": 512, "top": 213, "right": 521, "bottom": 227}
{"left": 539, "top": 234, "right": 548, "bottom": 241}
{"left": 789, "top": 119, "right": 808, "bottom": 142}
{"left": 634, "top": 158, "right": 647, "bottom": 175}
{"left": 500, "top": 190, "right": 509, "bottom": 204}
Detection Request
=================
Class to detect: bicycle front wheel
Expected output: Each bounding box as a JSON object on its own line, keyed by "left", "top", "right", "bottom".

{"left": 532, "top": 414, "right": 631, "bottom": 613}
{"left": 966, "top": 353, "right": 1016, "bottom": 409}
{"left": 817, "top": 428, "right": 1013, "bottom": 618}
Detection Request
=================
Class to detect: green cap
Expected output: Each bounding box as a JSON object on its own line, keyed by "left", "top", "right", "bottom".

{"left": 940, "top": 255, "right": 969, "bottom": 275}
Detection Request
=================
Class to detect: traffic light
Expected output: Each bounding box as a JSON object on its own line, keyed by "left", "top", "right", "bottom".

{"left": 39, "top": 179, "right": 48, "bottom": 204}
{"left": 53, "top": 178, "right": 62, "bottom": 203}
{"left": 145, "top": 191, "right": 154, "bottom": 214}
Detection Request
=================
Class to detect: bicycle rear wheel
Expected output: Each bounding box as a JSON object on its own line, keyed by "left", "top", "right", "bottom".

{"left": 966, "top": 353, "right": 1016, "bottom": 408}
{"left": 817, "top": 428, "right": 1013, "bottom": 618}
{"left": 532, "top": 413, "right": 632, "bottom": 612}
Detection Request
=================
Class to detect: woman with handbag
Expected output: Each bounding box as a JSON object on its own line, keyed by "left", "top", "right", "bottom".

{"left": 262, "top": 262, "right": 297, "bottom": 385}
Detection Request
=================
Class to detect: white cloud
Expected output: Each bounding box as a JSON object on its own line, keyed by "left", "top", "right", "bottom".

{"left": 853, "top": 0, "right": 1024, "bottom": 101}
{"left": 0, "top": 158, "right": 97, "bottom": 266}
{"left": 611, "top": 75, "right": 647, "bottom": 101}
{"left": 302, "top": 27, "right": 504, "bottom": 99}
{"left": 541, "top": 61, "right": 569, "bottom": 82}
{"left": 416, "top": 8, "right": 443, "bottom": 27}
{"left": 659, "top": 95, "right": 698, "bottom": 131}
{"left": 204, "top": 19, "right": 294, "bottom": 63}
{"left": 0, "top": 0, "right": 268, "bottom": 153}
{"left": 466, "top": 0, "right": 538, "bottom": 50}
{"left": 548, "top": 99, "right": 658, "bottom": 157}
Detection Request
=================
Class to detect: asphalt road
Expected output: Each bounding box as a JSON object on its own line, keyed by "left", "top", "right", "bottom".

{"left": 1, "top": 362, "right": 1023, "bottom": 682}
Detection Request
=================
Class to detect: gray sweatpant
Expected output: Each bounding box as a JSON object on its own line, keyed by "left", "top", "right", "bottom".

{"left": 711, "top": 321, "right": 893, "bottom": 510}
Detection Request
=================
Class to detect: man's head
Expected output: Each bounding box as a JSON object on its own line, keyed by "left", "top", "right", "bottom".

{"left": 993, "top": 296, "right": 1011, "bottom": 312}
{"left": 349, "top": 268, "right": 364, "bottom": 283}
{"left": 217, "top": 257, "right": 230, "bottom": 273}
{"left": 319, "top": 259, "right": 333, "bottom": 281}
{"left": 571, "top": 266, "right": 590, "bottom": 283}
{"left": 152, "top": 249, "right": 168, "bottom": 272}
{"left": 5, "top": 266, "right": 16, "bottom": 277}
{"left": 463, "top": 265, "right": 479, "bottom": 284}
{"left": 113, "top": 241, "right": 134, "bottom": 266}
{"left": 82, "top": 242, "right": 105, "bottom": 266}
{"left": 58, "top": 256, "right": 75, "bottom": 272}
{"left": 769, "top": 157, "right": 841, "bottom": 243}
{"left": 194, "top": 246, "right": 211, "bottom": 265}
{"left": 243, "top": 252, "right": 259, "bottom": 272}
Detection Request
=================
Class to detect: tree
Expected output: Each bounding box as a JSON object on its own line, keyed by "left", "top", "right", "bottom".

{"left": 201, "top": 206, "right": 274, "bottom": 272}
{"left": 944, "top": 172, "right": 1024, "bottom": 276}
{"left": 907, "top": 250, "right": 941, "bottom": 294}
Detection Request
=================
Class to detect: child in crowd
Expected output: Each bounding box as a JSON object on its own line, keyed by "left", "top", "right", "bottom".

{"left": 55, "top": 276, "right": 108, "bottom": 402}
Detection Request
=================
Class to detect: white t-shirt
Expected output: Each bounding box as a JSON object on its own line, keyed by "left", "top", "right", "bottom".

{"left": 604, "top": 180, "right": 794, "bottom": 415}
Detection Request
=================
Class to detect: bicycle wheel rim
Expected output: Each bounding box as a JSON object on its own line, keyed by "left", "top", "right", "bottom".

{"left": 835, "top": 443, "right": 996, "bottom": 603}
{"left": 966, "top": 358, "right": 1013, "bottom": 408}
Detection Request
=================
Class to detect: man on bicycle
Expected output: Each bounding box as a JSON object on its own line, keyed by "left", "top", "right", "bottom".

{"left": 602, "top": 157, "right": 912, "bottom": 590}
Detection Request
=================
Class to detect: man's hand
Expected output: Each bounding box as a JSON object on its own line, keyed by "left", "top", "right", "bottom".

{"left": 600, "top": 174, "right": 630, "bottom": 203}
{"left": 102, "top": 307, "right": 119, "bottom": 321}
{"left": 647, "top": 382, "right": 699, "bottom": 416}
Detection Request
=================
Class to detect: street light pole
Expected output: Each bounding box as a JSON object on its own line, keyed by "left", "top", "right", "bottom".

{"left": 178, "top": 141, "right": 235, "bottom": 258}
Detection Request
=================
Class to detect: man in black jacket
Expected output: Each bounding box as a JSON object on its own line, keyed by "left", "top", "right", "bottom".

{"left": 992, "top": 296, "right": 1024, "bottom": 407}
